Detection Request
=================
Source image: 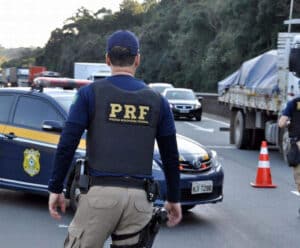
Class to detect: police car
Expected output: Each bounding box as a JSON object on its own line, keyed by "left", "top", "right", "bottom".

{"left": 0, "top": 77, "right": 223, "bottom": 212}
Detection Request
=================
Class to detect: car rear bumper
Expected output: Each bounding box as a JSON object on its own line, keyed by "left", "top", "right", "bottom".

{"left": 172, "top": 108, "right": 202, "bottom": 118}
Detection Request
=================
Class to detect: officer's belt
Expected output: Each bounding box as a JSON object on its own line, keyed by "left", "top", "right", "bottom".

{"left": 89, "top": 176, "right": 146, "bottom": 190}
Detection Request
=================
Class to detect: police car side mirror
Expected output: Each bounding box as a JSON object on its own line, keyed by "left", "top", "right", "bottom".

{"left": 42, "top": 120, "right": 64, "bottom": 132}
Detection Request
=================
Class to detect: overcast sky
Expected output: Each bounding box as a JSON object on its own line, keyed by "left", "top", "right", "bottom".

{"left": 0, "top": 0, "right": 143, "bottom": 48}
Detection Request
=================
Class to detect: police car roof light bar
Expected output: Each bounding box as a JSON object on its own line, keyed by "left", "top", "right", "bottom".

{"left": 32, "top": 77, "right": 92, "bottom": 92}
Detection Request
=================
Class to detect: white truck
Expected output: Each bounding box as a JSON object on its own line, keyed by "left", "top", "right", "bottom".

{"left": 1, "top": 67, "right": 29, "bottom": 87}
{"left": 218, "top": 19, "right": 300, "bottom": 160}
{"left": 16, "top": 68, "right": 29, "bottom": 87}
{"left": 74, "top": 62, "right": 111, "bottom": 81}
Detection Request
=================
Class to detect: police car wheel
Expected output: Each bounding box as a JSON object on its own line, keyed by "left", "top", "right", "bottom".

{"left": 70, "top": 177, "right": 81, "bottom": 211}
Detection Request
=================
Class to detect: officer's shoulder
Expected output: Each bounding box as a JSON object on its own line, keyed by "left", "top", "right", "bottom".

{"left": 76, "top": 82, "right": 96, "bottom": 99}
{"left": 146, "top": 86, "right": 164, "bottom": 101}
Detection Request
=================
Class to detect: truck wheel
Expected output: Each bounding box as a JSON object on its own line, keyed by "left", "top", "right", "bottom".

{"left": 279, "top": 128, "right": 290, "bottom": 163}
{"left": 249, "top": 129, "right": 264, "bottom": 149}
{"left": 234, "top": 111, "right": 249, "bottom": 149}
{"left": 70, "top": 177, "right": 81, "bottom": 211}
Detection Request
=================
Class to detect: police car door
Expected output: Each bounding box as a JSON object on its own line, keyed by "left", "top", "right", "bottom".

{"left": 0, "top": 95, "right": 64, "bottom": 192}
{"left": 0, "top": 93, "right": 18, "bottom": 186}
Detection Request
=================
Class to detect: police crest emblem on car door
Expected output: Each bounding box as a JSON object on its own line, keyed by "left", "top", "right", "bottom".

{"left": 23, "top": 149, "right": 40, "bottom": 177}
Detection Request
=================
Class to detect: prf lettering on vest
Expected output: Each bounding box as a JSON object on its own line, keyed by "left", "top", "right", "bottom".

{"left": 109, "top": 103, "right": 150, "bottom": 124}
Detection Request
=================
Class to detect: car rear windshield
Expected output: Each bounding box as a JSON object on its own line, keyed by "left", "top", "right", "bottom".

{"left": 151, "top": 86, "right": 172, "bottom": 94}
{"left": 52, "top": 94, "right": 75, "bottom": 112}
{"left": 165, "top": 90, "right": 196, "bottom": 100}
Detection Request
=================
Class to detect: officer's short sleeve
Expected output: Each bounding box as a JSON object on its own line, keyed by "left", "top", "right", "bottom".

{"left": 67, "top": 85, "right": 93, "bottom": 128}
{"left": 156, "top": 97, "right": 176, "bottom": 137}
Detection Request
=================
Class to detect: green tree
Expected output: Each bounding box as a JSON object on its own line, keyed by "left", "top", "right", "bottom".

{"left": 9, "top": 0, "right": 293, "bottom": 92}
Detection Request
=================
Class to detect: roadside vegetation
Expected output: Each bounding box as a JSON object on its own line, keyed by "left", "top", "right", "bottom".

{"left": 1, "top": 0, "right": 298, "bottom": 92}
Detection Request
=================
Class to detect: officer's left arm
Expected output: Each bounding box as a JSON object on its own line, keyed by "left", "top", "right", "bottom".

{"left": 278, "top": 100, "right": 293, "bottom": 128}
{"left": 156, "top": 97, "right": 180, "bottom": 203}
{"left": 278, "top": 115, "right": 289, "bottom": 128}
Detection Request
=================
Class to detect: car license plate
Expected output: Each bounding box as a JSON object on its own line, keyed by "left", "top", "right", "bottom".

{"left": 191, "top": 181, "right": 213, "bottom": 194}
{"left": 179, "top": 109, "right": 189, "bottom": 113}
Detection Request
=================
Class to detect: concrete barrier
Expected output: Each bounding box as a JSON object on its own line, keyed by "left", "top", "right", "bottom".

{"left": 195, "top": 92, "right": 230, "bottom": 119}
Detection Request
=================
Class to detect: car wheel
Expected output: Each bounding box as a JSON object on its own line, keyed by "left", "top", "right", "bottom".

{"left": 182, "top": 205, "right": 195, "bottom": 213}
{"left": 195, "top": 113, "right": 201, "bottom": 121}
{"left": 70, "top": 177, "right": 81, "bottom": 211}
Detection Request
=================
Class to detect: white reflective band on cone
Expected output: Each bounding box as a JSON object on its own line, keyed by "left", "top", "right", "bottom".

{"left": 260, "top": 147, "right": 268, "bottom": 154}
{"left": 258, "top": 161, "right": 270, "bottom": 168}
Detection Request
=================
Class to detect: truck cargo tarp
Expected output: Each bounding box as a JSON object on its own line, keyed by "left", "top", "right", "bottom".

{"left": 218, "top": 50, "right": 279, "bottom": 96}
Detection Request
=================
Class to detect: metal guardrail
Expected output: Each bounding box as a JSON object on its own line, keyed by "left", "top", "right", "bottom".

{"left": 195, "top": 92, "right": 230, "bottom": 118}
{"left": 195, "top": 92, "right": 218, "bottom": 97}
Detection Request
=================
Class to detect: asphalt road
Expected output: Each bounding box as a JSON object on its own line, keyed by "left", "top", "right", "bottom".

{"left": 1, "top": 114, "right": 300, "bottom": 248}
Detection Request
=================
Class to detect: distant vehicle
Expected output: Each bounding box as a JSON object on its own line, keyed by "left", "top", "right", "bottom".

{"left": 163, "top": 88, "right": 202, "bottom": 121}
{"left": 74, "top": 62, "right": 111, "bottom": 81}
{"left": 16, "top": 68, "right": 29, "bottom": 87}
{"left": 1, "top": 67, "right": 29, "bottom": 87}
{"left": 2, "top": 67, "right": 17, "bottom": 87}
{"left": 148, "top": 82, "right": 174, "bottom": 94}
{"left": 29, "top": 66, "right": 47, "bottom": 85}
{"left": 34, "top": 71, "right": 61, "bottom": 78}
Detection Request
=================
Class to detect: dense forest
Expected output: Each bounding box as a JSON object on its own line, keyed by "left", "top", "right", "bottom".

{"left": 1, "top": 0, "right": 299, "bottom": 92}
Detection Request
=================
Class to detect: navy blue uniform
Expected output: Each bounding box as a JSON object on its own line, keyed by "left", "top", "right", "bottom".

{"left": 282, "top": 99, "right": 295, "bottom": 117}
{"left": 48, "top": 75, "right": 180, "bottom": 202}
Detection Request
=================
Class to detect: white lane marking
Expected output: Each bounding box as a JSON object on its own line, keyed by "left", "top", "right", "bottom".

{"left": 58, "top": 224, "right": 69, "bottom": 228}
{"left": 291, "top": 190, "right": 300, "bottom": 196}
{"left": 206, "top": 145, "right": 236, "bottom": 149}
{"left": 184, "top": 122, "right": 214, "bottom": 133}
{"left": 203, "top": 116, "right": 229, "bottom": 126}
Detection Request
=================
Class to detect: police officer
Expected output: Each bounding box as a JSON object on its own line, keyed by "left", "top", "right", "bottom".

{"left": 278, "top": 96, "right": 300, "bottom": 192}
{"left": 48, "top": 30, "right": 182, "bottom": 247}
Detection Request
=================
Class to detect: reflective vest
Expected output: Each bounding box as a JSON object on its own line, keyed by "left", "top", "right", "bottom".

{"left": 87, "top": 80, "right": 161, "bottom": 176}
{"left": 288, "top": 97, "right": 300, "bottom": 138}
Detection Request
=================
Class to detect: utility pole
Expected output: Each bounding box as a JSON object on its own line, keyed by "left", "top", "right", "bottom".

{"left": 288, "top": 0, "right": 294, "bottom": 32}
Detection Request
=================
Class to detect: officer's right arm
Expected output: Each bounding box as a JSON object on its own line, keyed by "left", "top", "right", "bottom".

{"left": 48, "top": 86, "right": 91, "bottom": 193}
{"left": 48, "top": 87, "right": 91, "bottom": 220}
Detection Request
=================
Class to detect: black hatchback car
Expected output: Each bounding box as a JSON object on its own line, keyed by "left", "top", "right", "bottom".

{"left": 162, "top": 88, "right": 202, "bottom": 121}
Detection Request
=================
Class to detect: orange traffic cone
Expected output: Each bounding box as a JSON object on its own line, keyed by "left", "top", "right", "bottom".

{"left": 251, "top": 140, "right": 277, "bottom": 188}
